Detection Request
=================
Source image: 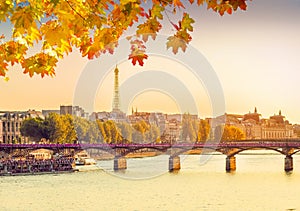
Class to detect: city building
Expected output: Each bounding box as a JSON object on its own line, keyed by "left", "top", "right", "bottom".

{"left": 60, "top": 105, "right": 88, "bottom": 118}
{"left": 0, "top": 110, "right": 44, "bottom": 144}
{"left": 213, "top": 108, "right": 295, "bottom": 140}
{"left": 89, "top": 111, "right": 111, "bottom": 121}
{"left": 163, "top": 118, "right": 182, "bottom": 143}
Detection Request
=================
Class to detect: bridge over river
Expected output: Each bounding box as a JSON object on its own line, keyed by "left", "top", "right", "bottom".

{"left": 1, "top": 139, "right": 300, "bottom": 172}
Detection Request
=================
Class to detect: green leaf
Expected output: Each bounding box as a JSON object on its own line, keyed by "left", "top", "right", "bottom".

{"left": 181, "top": 13, "right": 195, "bottom": 32}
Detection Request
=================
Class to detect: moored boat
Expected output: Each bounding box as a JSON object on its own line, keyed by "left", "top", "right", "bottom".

{"left": 75, "top": 151, "right": 96, "bottom": 166}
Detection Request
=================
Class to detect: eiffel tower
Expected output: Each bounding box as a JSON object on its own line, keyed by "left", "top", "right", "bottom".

{"left": 112, "top": 65, "right": 120, "bottom": 112}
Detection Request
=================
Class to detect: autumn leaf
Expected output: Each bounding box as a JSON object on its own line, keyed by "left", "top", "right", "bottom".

{"left": 167, "top": 35, "right": 187, "bottom": 54}
{"left": 150, "top": 5, "right": 164, "bottom": 19}
{"left": 41, "top": 20, "right": 69, "bottom": 46}
{"left": 216, "top": 3, "right": 233, "bottom": 16}
{"left": 27, "top": 27, "right": 42, "bottom": 45}
{"left": 3, "top": 41, "right": 28, "bottom": 65}
{"left": 197, "top": 0, "right": 205, "bottom": 6}
{"left": 11, "top": 7, "right": 35, "bottom": 30}
{"left": 229, "top": 0, "right": 248, "bottom": 11}
{"left": 0, "top": 0, "right": 249, "bottom": 78}
{"left": 0, "top": 61, "right": 8, "bottom": 77}
{"left": 128, "top": 51, "right": 148, "bottom": 66}
{"left": 137, "top": 18, "right": 162, "bottom": 42}
{"left": 128, "top": 39, "right": 148, "bottom": 66}
{"left": 181, "top": 13, "right": 195, "bottom": 32}
{"left": 22, "top": 53, "right": 58, "bottom": 77}
{"left": 173, "top": 0, "right": 185, "bottom": 8}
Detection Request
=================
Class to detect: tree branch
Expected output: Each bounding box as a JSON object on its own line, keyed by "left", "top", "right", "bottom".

{"left": 64, "top": 0, "right": 86, "bottom": 21}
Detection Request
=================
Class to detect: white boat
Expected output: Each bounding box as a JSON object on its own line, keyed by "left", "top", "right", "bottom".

{"left": 83, "top": 158, "right": 96, "bottom": 165}
{"left": 74, "top": 157, "right": 85, "bottom": 165}
{"left": 75, "top": 151, "right": 96, "bottom": 166}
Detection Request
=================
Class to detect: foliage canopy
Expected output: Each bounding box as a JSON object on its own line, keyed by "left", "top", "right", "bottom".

{"left": 0, "top": 0, "right": 249, "bottom": 79}
{"left": 214, "top": 125, "right": 245, "bottom": 141}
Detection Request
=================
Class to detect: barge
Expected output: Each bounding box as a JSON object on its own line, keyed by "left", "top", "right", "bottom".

{"left": 0, "top": 157, "right": 75, "bottom": 176}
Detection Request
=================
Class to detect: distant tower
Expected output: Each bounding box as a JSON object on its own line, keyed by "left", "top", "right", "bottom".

{"left": 254, "top": 107, "right": 257, "bottom": 113}
{"left": 112, "top": 65, "right": 120, "bottom": 112}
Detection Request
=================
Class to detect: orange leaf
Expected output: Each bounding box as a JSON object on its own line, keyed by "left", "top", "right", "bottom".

{"left": 0, "top": 62, "right": 8, "bottom": 77}
{"left": 128, "top": 52, "right": 148, "bottom": 66}
{"left": 173, "top": 0, "right": 185, "bottom": 8}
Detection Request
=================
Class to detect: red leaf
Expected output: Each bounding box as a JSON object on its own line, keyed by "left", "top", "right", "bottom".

{"left": 128, "top": 52, "right": 148, "bottom": 66}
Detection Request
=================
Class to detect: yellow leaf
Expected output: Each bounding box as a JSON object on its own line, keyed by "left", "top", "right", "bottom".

{"left": 11, "top": 7, "right": 34, "bottom": 29}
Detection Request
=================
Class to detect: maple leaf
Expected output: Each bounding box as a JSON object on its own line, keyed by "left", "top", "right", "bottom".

{"left": 27, "top": 27, "right": 42, "bottom": 45}
{"left": 0, "top": 61, "right": 8, "bottom": 77}
{"left": 56, "top": 39, "right": 72, "bottom": 58}
{"left": 207, "top": 0, "right": 218, "bottom": 11}
{"left": 181, "top": 13, "right": 195, "bottom": 32}
{"left": 150, "top": 5, "right": 164, "bottom": 20}
{"left": 0, "top": 0, "right": 249, "bottom": 79}
{"left": 22, "top": 53, "right": 58, "bottom": 77}
{"left": 11, "top": 7, "right": 34, "bottom": 29}
{"left": 0, "top": 0, "right": 13, "bottom": 21}
{"left": 41, "top": 20, "right": 69, "bottom": 46}
{"left": 173, "top": 0, "right": 185, "bottom": 8}
{"left": 3, "top": 41, "right": 28, "bottom": 65}
{"left": 229, "top": 0, "right": 248, "bottom": 11}
{"left": 217, "top": 3, "right": 233, "bottom": 16}
{"left": 137, "top": 18, "right": 162, "bottom": 42}
{"left": 128, "top": 51, "right": 148, "bottom": 66}
{"left": 167, "top": 35, "right": 187, "bottom": 54}
{"left": 197, "top": 0, "right": 205, "bottom": 6}
{"left": 128, "top": 38, "right": 148, "bottom": 66}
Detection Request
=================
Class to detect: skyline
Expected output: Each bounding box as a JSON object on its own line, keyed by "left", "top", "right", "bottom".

{"left": 0, "top": 105, "right": 296, "bottom": 125}
{"left": 1, "top": 0, "right": 300, "bottom": 123}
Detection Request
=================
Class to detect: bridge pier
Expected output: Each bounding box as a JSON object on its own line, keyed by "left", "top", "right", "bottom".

{"left": 285, "top": 155, "right": 293, "bottom": 172}
{"left": 169, "top": 156, "right": 181, "bottom": 172}
{"left": 114, "top": 157, "right": 127, "bottom": 170}
{"left": 226, "top": 156, "right": 236, "bottom": 172}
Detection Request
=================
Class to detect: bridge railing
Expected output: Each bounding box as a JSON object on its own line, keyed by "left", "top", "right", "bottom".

{"left": 1, "top": 140, "right": 300, "bottom": 149}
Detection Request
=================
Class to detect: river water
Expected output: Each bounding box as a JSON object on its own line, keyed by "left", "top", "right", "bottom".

{"left": 1, "top": 153, "right": 300, "bottom": 210}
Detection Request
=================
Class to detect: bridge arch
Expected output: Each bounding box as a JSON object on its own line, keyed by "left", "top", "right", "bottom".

{"left": 167, "top": 146, "right": 290, "bottom": 157}
{"left": 226, "top": 147, "right": 286, "bottom": 157}
{"left": 120, "top": 146, "right": 168, "bottom": 157}
{"left": 81, "top": 145, "right": 168, "bottom": 157}
{"left": 290, "top": 149, "right": 300, "bottom": 156}
{"left": 169, "top": 146, "right": 224, "bottom": 157}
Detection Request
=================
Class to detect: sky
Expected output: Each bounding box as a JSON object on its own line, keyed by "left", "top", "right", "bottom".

{"left": 1, "top": 0, "right": 300, "bottom": 123}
